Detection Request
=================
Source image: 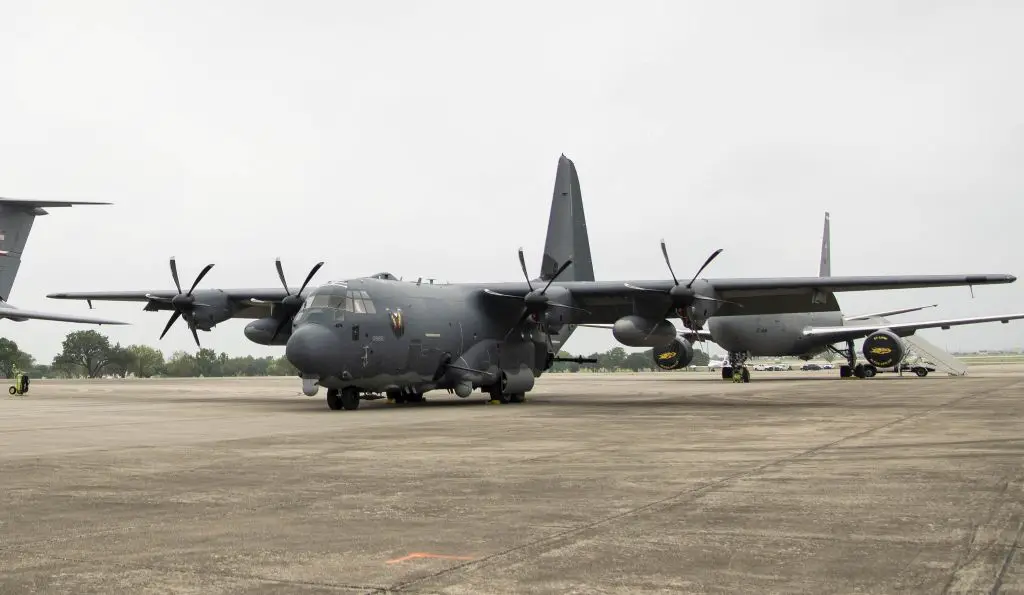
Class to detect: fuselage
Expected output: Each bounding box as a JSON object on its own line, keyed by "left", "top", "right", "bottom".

{"left": 707, "top": 310, "right": 846, "bottom": 358}
{"left": 284, "top": 277, "right": 555, "bottom": 394}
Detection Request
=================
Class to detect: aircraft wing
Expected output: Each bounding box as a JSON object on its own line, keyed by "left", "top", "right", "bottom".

{"left": 475, "top": 273, "right": 1016, "bottom": 323}
{"left": 0, "top": 303, "right": 127, "bottom": 325}
{"left": 801, "top": 313, "right": 1024, "bottom": 344}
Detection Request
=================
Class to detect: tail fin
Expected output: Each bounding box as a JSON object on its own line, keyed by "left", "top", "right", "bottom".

{"left": 540, "top": 155, "right": 595, "bottom": 282}
{"left": 819, "top": 211, "right": 831, "bottom": 277}
{"left": 0, "top": 198, "right": 110, "bottom": 301}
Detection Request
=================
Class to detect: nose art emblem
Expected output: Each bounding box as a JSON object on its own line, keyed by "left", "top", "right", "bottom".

{"left": 389, "top": 308, "right": 405, "bottom": 337}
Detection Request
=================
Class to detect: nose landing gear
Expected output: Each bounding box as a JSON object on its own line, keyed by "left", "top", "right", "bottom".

{"left": 326, "top": 387, "right": 360, "bottom": 410}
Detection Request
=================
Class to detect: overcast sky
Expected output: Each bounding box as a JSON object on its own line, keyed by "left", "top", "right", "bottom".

{"left": 0, "top": 1, "right": 1021, "bottom": 362}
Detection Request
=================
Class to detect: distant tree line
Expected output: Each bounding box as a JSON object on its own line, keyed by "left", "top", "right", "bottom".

{"left": 0, "top": 330, "right": 713, "bottom": 379}
{"left": 0, "top": 330, "right": 297, "bottom": 379}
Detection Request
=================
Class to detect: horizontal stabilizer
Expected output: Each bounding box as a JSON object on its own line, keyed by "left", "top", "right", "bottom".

{"left": 844, "top": 304, "right": 939, "bottom": 322}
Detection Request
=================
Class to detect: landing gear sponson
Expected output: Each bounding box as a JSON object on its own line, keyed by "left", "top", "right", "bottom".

{"left": 323, "top": 385, "right": 526, "bottom": 410}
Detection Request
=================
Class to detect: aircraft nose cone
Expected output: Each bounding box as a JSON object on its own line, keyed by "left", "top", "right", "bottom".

{"left": 286, "top": 324, "right": 343, "bottom": 376}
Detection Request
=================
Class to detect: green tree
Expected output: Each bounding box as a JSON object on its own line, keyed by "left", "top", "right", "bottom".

{"left": 623, "top": 351, "right": 652, "bottom": 371}
{"left": 53, "top": 330, "right": 113, "bottom": 378}
{"left": 691, "top": 349, "right": 710, "bottom": 367}
{"left": 163, "top": 350, "right": 197, "bottom": 377}
{"left": 268, "top": 355, "right": 298, "bottom": 376}
{"left": 104, "top": 343, "right": 135, "bottom": 378}
{"left": 127, "top": 345, "right": 165, "bottom": 378}
{"left": 194, "top": 348, "right": 221, "bottom": 376}
{"left": 0, "top": 338, "right": 34, "bottom": 378}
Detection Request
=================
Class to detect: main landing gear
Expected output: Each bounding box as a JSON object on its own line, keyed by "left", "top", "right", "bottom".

{"left": 721, "top": 352, "right": 751, "bottom": 383}
{"left": 385, "top": 388, "right": 426, "bottom": 405}
{"left": 829, "top": 340, "right": 876, "bottom": 379}
{"left": 326, "top": 387, "right": 360, "bottom": 411}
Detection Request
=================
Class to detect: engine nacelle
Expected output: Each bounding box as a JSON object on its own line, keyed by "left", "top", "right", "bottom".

{"left": 612, "top": 315, "right": 678, "bottom": 348}
{"left": 245, "top": 316, "right": 290, "bottom": 346}
{"left": 653, "top": 338, "right": 695, "bottom": 370}
{"left": 862, "top": 329, "right": 904, "bottom": 368}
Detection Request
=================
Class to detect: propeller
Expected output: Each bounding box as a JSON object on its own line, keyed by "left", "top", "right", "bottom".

{"left": 626, "top": 240, "right": 742, "bottom": 312}
{"left": 484, "top": 247, "right": 590, "bottom": 340}
{"left": 146, "top": 257, "right": 214, "bottom": 347}
{"left": 269, "top": 258, "right": 324, "bottom": 341}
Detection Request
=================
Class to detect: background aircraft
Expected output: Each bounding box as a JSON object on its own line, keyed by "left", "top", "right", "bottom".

{"left": 0, "top": 198, "right": 126, "bottom": 326}
{"left": 631, "top": 212, "right": 1024, "bottom": 382}
{"left": 47, "top": 156, "right": 1018, "bottom": 409}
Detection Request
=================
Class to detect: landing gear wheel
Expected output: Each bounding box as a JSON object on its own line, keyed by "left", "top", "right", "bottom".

{"left": 326, "top": 388, "right": 342, "bottom": 410}
{"left": 915, "top": 367, "right": 928, "bottom": 377}
{"left": 340, "top": 387, "right": 360, "bottom": 410}
{"left": 721, "top": 366, "right": 733, "bottom": 380}
{"left": 509, "top": 393, "right": 525, "bottom": 403}
{"left": 839, "top": 365, "right": 852, "bottom": 378}
{"left": 731, "top": 367, "right": 750, "bottom": 383}
{"left": 741, "top": 367, "right": 750, "bottom": 383}
{"left": 8, "top": 386, "right": 15, "bottom": 395}
{"left": 863, "top": 365, "right": 877, "bottom": 378}
{"left": 405, "top": 393, "right": 425, "bottom": 403}
{"left": 854, "top": 363, "right": 865, "bottom": 379}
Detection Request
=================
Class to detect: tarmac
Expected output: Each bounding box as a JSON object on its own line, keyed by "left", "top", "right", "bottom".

{"left": 1, "top": 366, "right": 1023, "bottom": 594}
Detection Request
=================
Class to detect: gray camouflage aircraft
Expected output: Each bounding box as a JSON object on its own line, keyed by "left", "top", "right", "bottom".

{"left": 606, "top": 211, "right": 1024, "bottom": 382}
{"left": 48, "top": 155, "right": 1018, "bottom": 409}
{"left": 0, "top": 198, "right": 126, "bottom": 326}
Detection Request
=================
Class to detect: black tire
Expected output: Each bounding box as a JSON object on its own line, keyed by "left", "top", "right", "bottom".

{"left": 854, "top": 364, "right": 865, "bottom": 378}
{"left": 510, "top": 393, "right": 525, "bottom": 403}
{"left": 741, "top": 367, "right": 750, "bottom": 383}
{"left": 326, "top": 388, "right": 342, "bottom": 410}
{"left": 721, "top": 367, "right": 733, "bottom": 380}
{"left": 915, "top": 367, "right": 928, "bottom": 377}
{"left": 863, "top": 365, "right": 877, "bottom": 378}
{"left": 839, "top": 365, "right": 852, "bottom": 378}
{"left": 340, "top": 388, "right": 360, "bottom": 410}
{"left": 8, "top": 386, "right": 16, "bottom": 395}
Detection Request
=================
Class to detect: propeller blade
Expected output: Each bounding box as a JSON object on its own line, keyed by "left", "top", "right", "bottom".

{"left": 687, "top": 248, "right": 724, "bottom": 288}
{"left": 483, "top": 289, "right": 523, "bottom": 299}
{"left": 159, "top": 310, "right": 182, "bottom": 340}
{"left": 187, "top": 264, "right": 214, "bottom": 295}
{"left": 169, "top": 257, "right": 182, "bottom": 294}
{"left": 504, "top": 308, "right": 532, "bottom": 340}
{"left": 660, "top": 240, "right": 679, "bottom": 286}
{"left": 275, "top": 258, "right": 289, "bottom": 294}
{"left": 517, "top": 248, "right": 533, "bottom": 292}
{"left": 623, "top": 283, "right": 666, "bottom": 293}
{"left": 541, "top": 258, "right": 573, "bottom": 294}
{"left": 548, "top": 303, "right": 591, "bottom": 314}
{"left": 270, "top": 316, "right": 290, "bottom": 342}
{"left": 190, "top": 324, "right": 201, "bottom": 348}
{"left": 694, "top": 294, "right": 743, "bottom": 307}
{"left": 297, "top": 262, "right": 324, "bottom": 295}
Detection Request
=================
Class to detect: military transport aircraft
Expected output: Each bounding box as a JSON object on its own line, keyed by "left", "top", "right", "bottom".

{"left": 47, "top": 155, "right": 1018, "bottom": 410}
{"left": 615, "top": 212, "right": 1024, "bottom": 382}
{"left": 0, "top": 198, "right": 125, "bottom": 325}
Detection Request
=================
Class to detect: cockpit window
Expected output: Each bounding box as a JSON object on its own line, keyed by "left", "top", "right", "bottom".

{"left": 300, "top": 289, "right": 375, "bottom": 315}
{"left": 346, "top": 290, "right": 376, "bottom": 314}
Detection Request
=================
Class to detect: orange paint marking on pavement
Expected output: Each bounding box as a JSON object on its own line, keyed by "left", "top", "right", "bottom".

{"left": 386, "top": 552, "right": 475, "bottom": 564}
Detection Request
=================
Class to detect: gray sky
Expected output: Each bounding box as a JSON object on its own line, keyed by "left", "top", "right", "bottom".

{"left": 1, "top": 1, "right": 1021, "bottom": 362}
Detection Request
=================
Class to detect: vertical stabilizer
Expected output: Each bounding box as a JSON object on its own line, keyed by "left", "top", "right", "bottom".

{"left": 540, "top": 155, "right": 595, "bottom": 282}
{"left": 819, "top": 211, "right": 831, "bottom": 277}
{"left": 0, "top": 198, "right": 110, "bottom": 301}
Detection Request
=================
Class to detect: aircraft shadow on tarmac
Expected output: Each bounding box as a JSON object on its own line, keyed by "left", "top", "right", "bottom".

{"left": 157, "top": 393, "right": 894, "bottom": 412}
